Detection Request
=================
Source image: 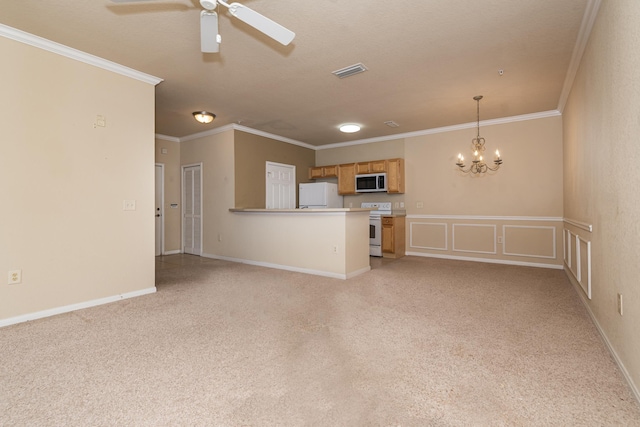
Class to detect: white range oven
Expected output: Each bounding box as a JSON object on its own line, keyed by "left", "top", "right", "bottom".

{"left": 361, "top": 202, "right": 392, "bottom": 257}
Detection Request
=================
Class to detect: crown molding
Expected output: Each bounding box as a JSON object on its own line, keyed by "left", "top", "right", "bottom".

{"left": 168, "top": 109, "right": 561, "bottom": 149}
{"left": 177, "top": 124, "right": 236, "bottom": 142}
{"left": 0, "top": 24, "right": 162, "bottom": 86}
{"left": 557, "top": 0, "right": 602, "bottom": 112}
{"left": 231, "top": 124, "right": 316, "bottom": 150}
{"left": 315, "top": 110, "right": 561, "bottom": 150}
{"left": 173, "top": 123, "right": 315, "bottom": 149}
{"left": 155, "top": 134, "right": 181, "bottom": 143}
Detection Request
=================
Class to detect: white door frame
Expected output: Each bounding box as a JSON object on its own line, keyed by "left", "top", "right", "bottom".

{"left": 155, "top": 163, "right": 165, "bottom": 256}
{"left": 181, "top": 163, "right": 203, "bottom": 256}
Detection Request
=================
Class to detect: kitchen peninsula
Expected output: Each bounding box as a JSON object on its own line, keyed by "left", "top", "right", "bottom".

{"left": 228, "top": 208, "right": 371, "bottom": 279}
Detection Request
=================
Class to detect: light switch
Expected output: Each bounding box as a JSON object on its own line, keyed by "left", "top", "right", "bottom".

{"left": 123, "top": 200, "right": 136, "bottom": 211}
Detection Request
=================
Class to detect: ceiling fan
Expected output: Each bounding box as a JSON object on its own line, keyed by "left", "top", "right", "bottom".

{"left": 112, "top": 0, "right": 295, "bottom": 53}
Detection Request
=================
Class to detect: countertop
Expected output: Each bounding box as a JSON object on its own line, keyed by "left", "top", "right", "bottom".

{"left": 229, "top": 208, "right": 372, "bottom": 213}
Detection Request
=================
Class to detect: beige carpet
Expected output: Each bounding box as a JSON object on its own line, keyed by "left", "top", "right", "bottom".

{"left": 2, "top": 255, "right": 639, "bottom": 426}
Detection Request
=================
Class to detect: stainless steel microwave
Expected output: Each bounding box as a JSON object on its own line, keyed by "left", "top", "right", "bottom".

{"left": 355, "top": 173, "right": 387, "bottom": 193}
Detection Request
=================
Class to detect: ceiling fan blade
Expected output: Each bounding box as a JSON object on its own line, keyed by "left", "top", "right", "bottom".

{"left": 200, "top": 10, "right": 220, "bottom": 53}
{"left": 224, "top": 2, "right": 295, "bottom": 46}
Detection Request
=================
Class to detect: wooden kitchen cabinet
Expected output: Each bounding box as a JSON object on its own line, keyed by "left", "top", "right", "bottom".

{"left": 309, "top": 166, "right": 324, "bottom": 179}
{"left": 338, "top": 163, "right": 356, "bottom": 195}
{"left": 355, "top": 162, "right": 370, "bottom": 174}
{"left": 308, "top": 165, "right": 338, "bottom": 179}
{"left": 309, "top": 157, "right": 404, "bottom": 194}
{"left": 356, "top": 160, "right": 387, "bottom": 174}
{"left": 382, "top": 216, "right": 405, "bottom": 258}
{"left": 386, "top": 158, "right": 405, "bottom": 194}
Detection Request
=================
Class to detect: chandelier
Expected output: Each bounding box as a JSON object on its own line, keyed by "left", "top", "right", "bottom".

{"left": 455, "top": 95, "right": 503, "bottom": 174}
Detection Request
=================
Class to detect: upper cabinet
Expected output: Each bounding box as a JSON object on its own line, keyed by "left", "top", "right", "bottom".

{"left": 356, "top": 160, "right": 387, "bottom": 174}
{"left": 311, "top": 158, "right": 405, "bottom": 195}
{"left": 338, "top": 163, "right": 357, "bottom": 195}
{"left": 308, "top": 165, "right": 338, "bottom": 179}
{"left": 386, "top": 158, "right": 405, "bottom": 194}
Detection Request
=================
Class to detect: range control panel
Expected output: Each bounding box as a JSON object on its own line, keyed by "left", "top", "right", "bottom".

{"left": 361, "top": 202, "right": 392, "bottom": 215}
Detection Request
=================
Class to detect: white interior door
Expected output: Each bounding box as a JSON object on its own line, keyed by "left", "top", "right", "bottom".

{"left": 266, "top": 162, "right": 296, "bottom": 209}
{"left": 155, "top": 164, "right": 164, "bottom": 256}
{"left": 183, "top": 164, "right": 202, "bottom": 255}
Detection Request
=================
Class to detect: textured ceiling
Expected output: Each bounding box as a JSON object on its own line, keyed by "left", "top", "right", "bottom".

{"left": 1, "top": 0, "right": 590, "bottom": 146}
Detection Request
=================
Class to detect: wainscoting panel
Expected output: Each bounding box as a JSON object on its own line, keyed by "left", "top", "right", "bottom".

{"left": 564, "top": 227, "right": 592, "bottom": 299}
{"left": 409, "top": 222, "right": 447, "bottom": 250}
{"left": 452, "top": 224, "right": 497, "bottom": 254}
{"left": 503, "top": 225, "right": 556, "bottom": 259}
{"left": 406, "top": 215, "right": 564, "bottom": 269}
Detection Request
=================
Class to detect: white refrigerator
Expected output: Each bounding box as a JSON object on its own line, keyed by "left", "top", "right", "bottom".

{"left": 299, "top": 182, "right": 343, "bottom": 208}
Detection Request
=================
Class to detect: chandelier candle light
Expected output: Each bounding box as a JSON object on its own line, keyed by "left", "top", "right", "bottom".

{"left": 455, "top": 95, "right": 503, "bottom": 174}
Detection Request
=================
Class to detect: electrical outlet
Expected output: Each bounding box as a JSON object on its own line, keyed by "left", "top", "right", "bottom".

{"left": 416, "top": 201, "right": 424, "bottom": 208}
{"left": 618, "top": 293, "right": 623, "bottom": 316}
{"left": 332, "top": 245, "right": 338, "bottom": 254}
{"left": 8, "top": 270, "right": 21, "bottom": 285}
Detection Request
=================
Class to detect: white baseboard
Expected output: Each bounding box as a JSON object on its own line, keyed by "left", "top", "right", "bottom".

{"left": 563, "top": 266, "right": 640, "bottom": 405}
{"left": 201, "top": 253, "right": 370, "bottom": 280}
{"left": 405, "top": 251, "right": 564, "bottom": 270}
{"left": 0, "top": 287, "right": 157, "bottom": 328}
{"left": 162, "top": 250, "right": 181, "bottom": 255}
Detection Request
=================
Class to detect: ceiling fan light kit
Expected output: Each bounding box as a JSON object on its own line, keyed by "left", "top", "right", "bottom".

{"left": 200, "top": 10, "right": 221, "bottom": 53}
{"left": 196, "top": 0, "right": 294, "bottom": 50}
{"left": 114, "top": 0, "right": 294, "bottom": 54}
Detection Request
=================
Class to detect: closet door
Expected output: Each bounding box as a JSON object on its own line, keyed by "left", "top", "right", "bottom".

{"left": 183, "top": 165, "right": 202, "bottom": 255}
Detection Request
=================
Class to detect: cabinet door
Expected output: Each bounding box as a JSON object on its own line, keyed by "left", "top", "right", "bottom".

{"left": 371, "top": 160, "right": 387, "bottom": 173}
{"left": 356, "top": 162, "right": 371, "bottom": 174}
{"left": 309, "top": 167, "right": 324, "bottom": 179}
{"left": 382, "top": 221, "right": 395, "bottom": 253}
{"left": 386, "top": 158, "right": 405, "bottom": 194}
{"left": 323, "top": 165, "right": 338, "bottom": 177}
{"left": 338, "top": 163, "right": 357, "bottom": 195}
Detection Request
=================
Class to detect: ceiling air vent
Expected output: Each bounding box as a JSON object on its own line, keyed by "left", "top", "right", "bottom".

{"left": 332, "top": 63, "right": 367, "bottom": 79}
{"left": 384, "top": 121, "right": 400, "bottom": 128}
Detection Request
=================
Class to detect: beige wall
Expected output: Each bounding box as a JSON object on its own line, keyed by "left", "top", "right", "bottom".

{"left": 405, "top": 116, "right": 563, "bottom": 217}
{"left": 0, "top": 37, "right": 156, "bottom": 321}
{"left": 180, "top": 130, "right": 236, "bottom": 256}
{"left": 316, "top": 139, "right": 405, "bottom": 166}
{"left": 315, "top": 117, "right": 564, "bottom": 267}
{"left": 403, "top": 116, "right": 564, "bottom": 267}
{"left": 562, "top": 0, "right": 640, "bottom": 395}
{"left": 155, "top": 137, "right": 181, "bottom": 253}
{"left": 234, "top": 131, "right": 315, "bottom": 208}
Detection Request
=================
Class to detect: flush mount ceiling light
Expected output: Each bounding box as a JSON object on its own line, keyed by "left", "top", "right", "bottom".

{"left": 455, "top": 96, "right": 503, "bottom": 175}
{"left": 193, "top": 111, "right": 216, "bottom": 124}
{"left": 339, "top": 124, "right": 361, "bottom": 133}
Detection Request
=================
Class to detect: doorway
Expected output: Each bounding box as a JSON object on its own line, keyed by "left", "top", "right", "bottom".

{"left": 155, "top": 164, "right": 164, "bottom": 256}
{"left": 182, "top": 164, "right": 202, "bottom": 255}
